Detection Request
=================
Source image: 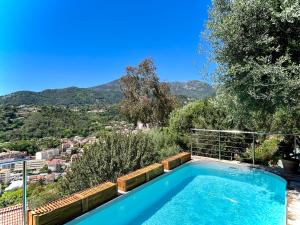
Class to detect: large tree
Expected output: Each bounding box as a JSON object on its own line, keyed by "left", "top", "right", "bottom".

{"left": 206, "top": 0, "right": 300, "bottom": 130}
{"left": 120, "top": 59, "right": 177, "bottom": 126}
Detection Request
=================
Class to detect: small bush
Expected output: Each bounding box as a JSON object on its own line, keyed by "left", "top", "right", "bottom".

{"left": 148, "top": 128, "right": 180, "bottom": 159}
{"left": 243, "top": 136, "right": 280, "bottom": 165}
{"left": 28, "top": 183, "right": 62, "bottom": 209}
{"left": 60, "top": 132, "right": 160, "bottom": 195}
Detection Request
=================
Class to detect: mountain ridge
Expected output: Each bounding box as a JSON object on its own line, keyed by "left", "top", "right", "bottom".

{"left": 0, "top": 79, "right": 215, "bottom": 106}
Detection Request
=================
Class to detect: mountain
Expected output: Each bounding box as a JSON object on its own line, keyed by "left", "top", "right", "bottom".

{"left": 0, "top": 80, "right": 215, "bottom": 106}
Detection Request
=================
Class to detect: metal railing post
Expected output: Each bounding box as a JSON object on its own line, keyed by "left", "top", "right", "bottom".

{"left": 252, "top": 134, "right": 255, "bottom": 165}
{"left": 218, "top": 132, "right": 221, "bottom": 160}
{"left": 294, "top": 135, "right": 297, "bottom": 156}
{"left": 22, "top": 161, "right": 27, "bottom": 225}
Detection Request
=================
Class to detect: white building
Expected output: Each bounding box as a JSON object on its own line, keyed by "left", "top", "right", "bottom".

{"left": 14, "top": 160, "right": 45, "bottom": 172}
{"left": 0, "top": 169, "right": 10, "bottom": 184}
{"left": 5, "top": 180, "right": 23, "bottom": 191}
{"left": 35, "top": 149, "right": 60, "bottom": 160}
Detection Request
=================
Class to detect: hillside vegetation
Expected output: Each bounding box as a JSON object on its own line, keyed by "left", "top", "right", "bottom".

{"left": 0, "top": 80, "right": 215, "bottom": 106}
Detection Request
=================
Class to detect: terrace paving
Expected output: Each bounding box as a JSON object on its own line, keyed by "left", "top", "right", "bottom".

{"left": 191, "top": 156, "right": 300, "bottom": 225}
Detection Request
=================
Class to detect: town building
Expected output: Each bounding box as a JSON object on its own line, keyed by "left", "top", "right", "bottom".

{"left": 0, "top": 169, "right": 10, "bottom": 184}
{"left": 47, "top": 159, "right": 65, "bottom": 172}
{"left": 14, "top": 160, "right": 45, "bottom": 173}
{"left": 35, "top": 149, "right": 60, "bottom": 160}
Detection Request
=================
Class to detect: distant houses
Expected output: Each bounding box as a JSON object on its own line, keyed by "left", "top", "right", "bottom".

{"left": 36, "top": 149, "right": 60, "bottom": 160}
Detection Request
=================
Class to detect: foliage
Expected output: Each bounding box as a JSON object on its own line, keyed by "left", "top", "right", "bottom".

{"left": 60, "top": 132, "right": 160, "bottom": 195}
{"left": 148, "top": 128, "right": 180, "bottom": 159}
{"left": 271, "top": 107, "right": 300, "bottom": 134}
{"left": 244, "top": 136, "right": 280, "bottom": 165}
{"left": 0, "top": 182, "right": 62, "bottom": 209}
{"left": 27, "top": 183, "right": 62, "bottom": 209}
{"left": 0, "top": 105, "right": 123, "bottom": 143}
{"left": 36, "top": 137, "right": 61, "bottom": 149}
{"left": 206, "top": 0, "right": 300, "bottom": 129}
{"left": 120, "top": 59, "right": 178, "bottom": 126}
{"left": 0, "top": 140, "right": 39, "bottom": 155}
{"left": 168, "top": 99, "right": 231, "bottom": 145}
{"left": 0, "top": 106, "right": 23, "bottom": 132}
{"left": 0, "top": 87, "right": 121, "bottom": 107}
{"left": 0, "top": 188, "right": 23, "bottom": 208}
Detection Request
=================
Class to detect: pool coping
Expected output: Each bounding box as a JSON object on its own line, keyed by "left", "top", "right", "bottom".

{"left": 191, "top": 156, "right": 300, "bottom": 225}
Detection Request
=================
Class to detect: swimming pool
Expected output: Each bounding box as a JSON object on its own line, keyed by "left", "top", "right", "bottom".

{"left": 67, "top": 161, "right": 287, "bottom": 225}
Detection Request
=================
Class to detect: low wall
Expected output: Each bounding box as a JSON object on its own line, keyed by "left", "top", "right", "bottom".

{"left": 117, "top": 163, "right": 164, "bottom": 192}
{"left": 162, "top": 152, "right": 191, "bottom": 170}
{"left": 28, "top": 182, "right": 117, "bottom": 225}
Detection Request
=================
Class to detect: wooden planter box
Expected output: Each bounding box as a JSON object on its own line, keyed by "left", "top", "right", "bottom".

{"left": 28, "top": 195, "right": 82, "bottom": 225}
{"left": 117, "top": 163, "right": 164, "bottom": 192}
{"left": 28, "top": 182, "right": 117, "bottom": 225}
{"left": 162, "top": 156, "right": 181, "bottom": 170}
{"left": 162, "top": 152, "right": 191, "bottom": 170}
{"left": 117, "top": 170, "right": 147, "bottom": 192}
{"left": 178, "top": 152, "right": 191, "bottom": 164}
{"left": 75, "top": 182, "right": 117, "bottom": 212}
{"left": 143, "top": 163, "right": 164, "bottom": 181}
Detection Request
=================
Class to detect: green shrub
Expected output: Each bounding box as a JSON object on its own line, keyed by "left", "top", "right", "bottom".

{"left": 243, "top": 136, "right": 280, "bottom": 165}
{"left": 0, "top": 189, "right": 23, "bottom": 208}
{"left": 60, "top": 132, "right": 160, "bottom": 195}
{"left": 28, "top": 183, "right": 62, "bottom": 209}
{"left": 168, "top": 99, "right": 229, "bottom": 147}
{"left": 148, "top": 128, "right": 180, "bottom": 159}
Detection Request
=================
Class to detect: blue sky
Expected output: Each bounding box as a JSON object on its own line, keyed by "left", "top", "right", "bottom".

{"left": 0, "top": 0, "right": 213, "bottom": 95}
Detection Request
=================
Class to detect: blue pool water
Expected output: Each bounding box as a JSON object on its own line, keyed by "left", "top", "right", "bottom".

{"left": 67, "top": 161, "right": 286, "bottom": 225}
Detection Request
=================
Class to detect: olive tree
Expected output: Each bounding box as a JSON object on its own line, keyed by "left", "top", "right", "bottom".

{"left": 206, "top": 0, "right": 300, "bottom": 130}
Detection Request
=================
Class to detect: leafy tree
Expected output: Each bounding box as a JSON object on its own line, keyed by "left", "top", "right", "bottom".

{"left": 60, "top": 132, "right": 160, "bottom": 194}
{"left": 0, "top": 189, "right": 23, "bottom": 208}
{"left": 206, "top": 0, "right": 300, "bottom": 129}
{"left": 167, "top": 99, "right": 233, "bottom": 149}
{"left": 0, "top": 140, "right": 39, "bottom": 155}
{"left": 120, "top": 59, "right": 177, "bottom": 126}
{"left": 271, "top": 106, "right": 300, "bottom": 133}
{"left": 0, "top": 182, "right": 62, "bottom": 209}
{"left": 169, "top": 100, "right": 229, "bottom": 135}
{"left": 36, "top": 137, "right": 60, "bottom": 149}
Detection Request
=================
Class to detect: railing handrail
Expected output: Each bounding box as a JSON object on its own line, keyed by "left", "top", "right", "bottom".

{"left": 190, "top": 128, "right": 300, "bottom": 136}
{"left": 189, "top": 128, "right": 300, "bottom": 166}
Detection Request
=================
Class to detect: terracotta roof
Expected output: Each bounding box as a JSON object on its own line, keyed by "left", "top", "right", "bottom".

{"left": 0, "top": 204, "right": 27, "bottom": 225}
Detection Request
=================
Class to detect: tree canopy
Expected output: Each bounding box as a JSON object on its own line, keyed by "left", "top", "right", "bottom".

{"left": 207, "top": 0, "right": 300, "bottom": 128}
{"left": 120, "top": 59, "right": 177, "bottom": 126}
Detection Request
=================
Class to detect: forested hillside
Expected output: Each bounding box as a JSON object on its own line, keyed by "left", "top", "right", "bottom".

{"left": 0, "top": 80, "right": 214, "bottom": 106}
